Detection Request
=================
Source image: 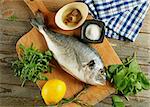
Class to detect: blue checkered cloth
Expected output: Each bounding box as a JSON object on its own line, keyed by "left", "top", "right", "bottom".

{"left": 82, "top": 0, "right": 149, "bottom": 41}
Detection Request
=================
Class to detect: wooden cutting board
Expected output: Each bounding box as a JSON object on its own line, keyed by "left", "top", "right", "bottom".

{"left": 16, "top": 0, "right": 122, "bottom": 106}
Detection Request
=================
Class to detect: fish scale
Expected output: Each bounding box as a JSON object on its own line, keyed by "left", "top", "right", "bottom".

{"left": 31, "top": 12, "right": 106, "bottom": 85}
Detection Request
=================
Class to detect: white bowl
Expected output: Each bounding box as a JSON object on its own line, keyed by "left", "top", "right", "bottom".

{"left": 55, "top": 2, "right": 89, "bottom": 30}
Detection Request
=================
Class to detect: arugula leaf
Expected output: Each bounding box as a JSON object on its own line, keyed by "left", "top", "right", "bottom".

{"left": 12, "top": 44, "right": 53, "bottom": 87}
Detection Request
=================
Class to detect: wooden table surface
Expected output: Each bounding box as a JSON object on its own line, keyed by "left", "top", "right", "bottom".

{"left": 0, "top": 0, "right": 149, "bottom": 107}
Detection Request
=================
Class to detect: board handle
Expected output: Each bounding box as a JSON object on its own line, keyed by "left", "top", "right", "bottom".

{"left": 24, "top": 0, "right": 50, "bottom": 14}
{"left": 24, "top": 0, "right": 58, "bottom": 29}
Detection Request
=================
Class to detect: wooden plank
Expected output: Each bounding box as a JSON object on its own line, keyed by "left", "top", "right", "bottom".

{"left": 0, "top": 97, "right": 44, "bottom": 106}
{"left": 0, "top": 84, "right": 44, "bottom": 106}
{"left": 0, "top": 20, "right": 32, "bottom": 36}
{"left": 0, "top": 0, "right": 33, "bottom": 21}
{"left": 0, "top": 84, "right": 40, "bottom": 98}
{"left": 0, "top": 20, "right": 31, "bottom": 54}
{"left": 108, "top": 33, "right": 150, "bottom": 65}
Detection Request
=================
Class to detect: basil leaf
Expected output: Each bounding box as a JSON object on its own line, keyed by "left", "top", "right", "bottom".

{"left": 128, "top": 58, "right": 140, "bottom": 73}
{"left": 112, "top": 96, "right": 125, "bottom": 107}
{"left": 106, "top": 53, "right": 150, "bottom": 96}
{"left": 108, "top": 65, "right": 121, "bottom": 74}
{"left": 114, "top": 69, "right": 128, "bottom": 85}
{"left": 112, "top": 95, "right": 123, "bottom": 102}
{"left": 135, "top": 81, "right": 142, "bottom": 90}
{"left": 117, "top": 77, "right": 128, "bottom": 91}
{"left": 113, "top": 102, "right": 125, "bottom": 107}
{"left": 138, "top": 72, "right": 150, "bottom": 89}
{"left": 106, "top": 70, "right": 112, "bottom": 80}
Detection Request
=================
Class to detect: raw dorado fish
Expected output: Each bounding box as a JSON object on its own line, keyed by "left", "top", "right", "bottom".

{"left": 31, "top": 12, "right": 106, "bottom": 85}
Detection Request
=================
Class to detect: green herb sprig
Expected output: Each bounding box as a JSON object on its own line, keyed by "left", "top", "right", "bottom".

{"left": 12, "top": 44, "right": 53, "bottom": 87}
{"left": 112, "top": 95, "right": 125, "bottom": 107}
{"left": 106, "top": 53, "right": 150, "bottom": 96}
{"left": 7, "top": 15, "right": 18, "bottom": 21}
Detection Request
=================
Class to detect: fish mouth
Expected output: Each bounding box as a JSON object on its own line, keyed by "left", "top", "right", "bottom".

{"left": 94, "top": 69, "right": 106, "bottom": 85}
{"left": 86, "top": 68, "right": 106, "bottom": 85}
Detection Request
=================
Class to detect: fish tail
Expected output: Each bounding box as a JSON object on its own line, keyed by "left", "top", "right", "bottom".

{"left": 30, "top": 11, "right": 45, "bottom": 30}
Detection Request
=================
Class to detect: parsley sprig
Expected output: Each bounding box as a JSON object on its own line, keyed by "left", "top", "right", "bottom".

{"left": 12, "top": 44, "right": 53, "bottom": 87}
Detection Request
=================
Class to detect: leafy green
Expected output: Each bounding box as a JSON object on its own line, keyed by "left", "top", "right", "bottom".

{"left": 112, "top": 95, "right": 125, "bottom": 107}
{"left": 138, "top": 72, "right": 150, "bottom": 89}
{"left": 48, "top": 97, "right": 80, "bottom": 107}
{"left": 106, "top": 53, "right": 150, "bottom": 96}
{"left": 7, "top": 15, "right": 18, "bottom": 21}
{"left": 57, "top": 97, "right": 79, "bottom": 107}
{"left": 12, "top": 44, "right": 53, "bottom": 87}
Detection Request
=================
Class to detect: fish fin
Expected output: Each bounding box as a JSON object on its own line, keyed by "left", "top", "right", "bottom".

{"left": 30, "top": 11, "right": 45, "bottom": 30}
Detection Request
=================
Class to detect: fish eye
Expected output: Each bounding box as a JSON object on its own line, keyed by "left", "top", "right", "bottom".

{"left": 87, "top": 60, "right": 95, "bottom": 67}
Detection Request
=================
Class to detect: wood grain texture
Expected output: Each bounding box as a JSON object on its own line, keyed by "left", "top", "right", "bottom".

{"left": 0, "top": 0, "right": 150, "bottom": 106}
